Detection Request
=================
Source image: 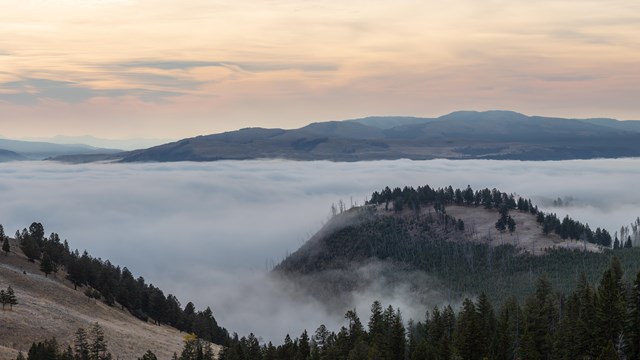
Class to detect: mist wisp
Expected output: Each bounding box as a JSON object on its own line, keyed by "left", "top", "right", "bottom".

{"left": 0, "top": 158, "right": 639, "bottom": 341}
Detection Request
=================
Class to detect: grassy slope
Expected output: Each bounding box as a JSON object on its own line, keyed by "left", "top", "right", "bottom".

{"left": 0, "top": 239, "right": 220, "bottom": 360}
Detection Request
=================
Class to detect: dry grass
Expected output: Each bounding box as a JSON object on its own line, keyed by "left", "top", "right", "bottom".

{"left": 0, "top": 239, "right": 221, "bottom": 360}
{"left": 375, "top": 203, "right": 602, "bottom": 254}
{"left": 443, "top": 205, "right": 602, "bottom": 253}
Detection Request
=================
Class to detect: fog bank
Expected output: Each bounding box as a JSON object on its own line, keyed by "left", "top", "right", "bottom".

{"left": 0, "top": 158, "right": 639, "bottom": 341}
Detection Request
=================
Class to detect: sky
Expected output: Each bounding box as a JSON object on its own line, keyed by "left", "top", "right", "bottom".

{"left": 1, "top": 0, "right": 639, "bottom": 139}
{"left": 1, "top": 158, "right": 639, "bottom": 341}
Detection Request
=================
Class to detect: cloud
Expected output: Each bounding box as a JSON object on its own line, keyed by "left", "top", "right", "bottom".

{"left": 113, "top": 60, "right": 229, "bottom": 70}
{"left": 0, "top": 159, "right": 639, "bottom": 341}
{"left": 115, "top": 72, "right": 204, "bottom": 89}
{"left": 111, "top": 60, "right": 337, "bottom": 73}
{"left": 0, "top": 77, "right": 184, "bottom": 105}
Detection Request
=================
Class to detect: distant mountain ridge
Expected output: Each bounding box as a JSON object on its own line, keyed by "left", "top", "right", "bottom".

{"left": 0, "top": 138, "right": 121, "bottom": 161}
{"left": 0, "top": 148, "right": 27, "bottom": 162}
{"left": 50, "top": 110, "right": 640, "bottom": 163}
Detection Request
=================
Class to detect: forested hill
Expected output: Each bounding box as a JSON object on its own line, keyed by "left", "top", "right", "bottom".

{"left": 51, "top": 110, "right": 640, "bottom": 163}
{"left": 275, "top": 184, "right": 640, "bottom": 304}
{"left": 222, "top": 258, "right": 640, "bottom": 360}
{"left": 0, "top": 222, "right": 228, "bottom": 358}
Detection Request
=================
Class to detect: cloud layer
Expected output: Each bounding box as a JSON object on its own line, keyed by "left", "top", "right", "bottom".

{"left": 1, "top": 0, "right": 639, "bottom": 138}
{"left": 0, "top": 159, "right": 639, "bottom": 341}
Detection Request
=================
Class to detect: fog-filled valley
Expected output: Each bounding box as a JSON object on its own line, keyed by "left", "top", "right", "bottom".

{"left": 2, "top": 158, "right": 640, "bottom": 342}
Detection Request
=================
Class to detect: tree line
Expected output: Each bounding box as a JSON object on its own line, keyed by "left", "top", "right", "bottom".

{"left": 17, "top": 322, "right": 216, "bottom": 360}
{"left": 3, "top": 222, "right": 228, "bottom": 345}
{"left": 224, "top": 257, "right": 640, "bottom": 360}
{"left": 367, "top": 184, "right": 633, "bottom": 249}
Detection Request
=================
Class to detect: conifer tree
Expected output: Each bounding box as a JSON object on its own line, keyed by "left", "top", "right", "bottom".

{"left": 596, "top": 260, "right": 626, "bottom": 351}
{"left": 390, "top": 308, "right": 405, "bottom": 360}
{"left": 74, "top": 328, "right": 90, "bottom": 360}
{"left": 2, "top": 237, "right": 9, "bottom": 256}
{"left": 507, "top": 216, "right": 516, "bottom": 233}
{"left": 40, "top": 252, "right": 54, "bottom": 277}
{"left": 455, "top": 298, "right": 482, "bottom": 360}
{"left": 138, "top": 350, "right": 158, "bottom": 360}
{"left": 89, "top": 322, "right": 110, "bottom": 360}
{"left": 0, "top": 289, "right": 6, "bottom": 310}
{"left": 6, "top": 286, "right": 17, "bottom": 310}
{"left": 626, "top": 271, "right": 640, "bottom": 360}
{"left": 476, "top": 292, "right": 497, "bottom": 358}
{"left": 297, "top": 330, "right": 310, "bottom": 360}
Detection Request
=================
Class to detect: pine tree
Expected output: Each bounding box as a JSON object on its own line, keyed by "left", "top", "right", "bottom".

{"left": 6, "top": 286, "right": 17, "bottom": 310}
{"left": 180, "top": 333, "right": 201, "bottom": 360}
{"left": 0, "top": 289, "right": 6, "bottom": 310}
{"left": 625, "top": 271, "right": 640, "bottom": 360}
{"left": 89, "top": 322, "right": 110, "bottom": 360}
{"left": 20, "top": 233, "right": 41, "bottom": 262}
{"left": 455, "top": 298, "right": 482, "bottom": 360}
{"left": 297, "top": 330, "right": 310, "bottom": 360}
{"left": 507, "top": 216, "right": 516, "bottom": 233}
{"left": 2, "top": 237, "right": 9, "bottom": 255}
{"left": 16, "top": 352, "right": 25, "bottom": 360}
{"left": 368, "top": 301, "right": 384, "bottom": 344}
{"left": 40, "top": 252, "right": 54, "bottom": 277}
{"left": 595, "top": 260, "right": 625, "bottom": 351}
{"left": 476, "top": 292, "right": 497, "bottom": 358}
{"left": 139, "top": 350, "right": 158, "bottom": 360}
{"left": 74, "top": 328, "right": 90, "bottom": 360}
{"left": 390, "top": 308, "right": 405, "bottom": 360}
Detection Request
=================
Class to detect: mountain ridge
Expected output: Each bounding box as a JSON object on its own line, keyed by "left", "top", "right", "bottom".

{"left": 0, "top": 138, "right": 122, "bottom": 161}
{"left": 48, "top": 110, "right": 640, "bottom": 163}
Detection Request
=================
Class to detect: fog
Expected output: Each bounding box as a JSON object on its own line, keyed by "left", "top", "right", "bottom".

{"left": 1, "top": 159, "right": 639, "bottom": 342}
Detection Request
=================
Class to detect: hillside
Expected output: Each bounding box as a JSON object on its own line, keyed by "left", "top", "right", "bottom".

{"left": 50, "top": 110, "right": 640, "bottom": 163}
{"left": 0, "top": 149, "right": 27, "bottom": 162}
{"left": 0, "top": 238, "right": 222, "bottom": 359}
{"left": 274, "top": 185, "right": 640, "bottom": 305}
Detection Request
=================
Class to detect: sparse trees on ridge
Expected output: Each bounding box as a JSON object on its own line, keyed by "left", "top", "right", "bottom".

{"left": 1, "top": 286, "right": 18, "bottom": 310}
{"left": 0, "top": 221, "right": 229, "bottom": 345}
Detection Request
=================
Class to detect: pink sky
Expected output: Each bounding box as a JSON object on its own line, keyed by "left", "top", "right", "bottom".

{"left": 1, "top": 0, "right": 639, "bottom": 139}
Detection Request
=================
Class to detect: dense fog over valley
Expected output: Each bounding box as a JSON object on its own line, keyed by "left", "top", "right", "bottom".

{"left": 1, "top": 158, "right": 639, "bottom": 342}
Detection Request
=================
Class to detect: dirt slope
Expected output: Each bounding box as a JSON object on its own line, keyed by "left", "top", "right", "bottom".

{"left": 0, "top": 239, "right": 220, "bottom": 360}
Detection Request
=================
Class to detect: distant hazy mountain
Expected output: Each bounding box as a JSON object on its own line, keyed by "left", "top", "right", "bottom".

{"left": 345, "top": 116, "right": 436, "bottom": 129}
{"left": 50, "top": 110, "right": 640, "bottom": 163}
{"left": 0, "top": 138, "right": 121, "bottom": 160}
{"left": 581, "top": 118, "right": 640, "bottom": 133}
{"left": 23, "top": 135, "right": 174, "bottom": 151}
{"left": 0, "top": 148, "right": 27, "bottom": 162}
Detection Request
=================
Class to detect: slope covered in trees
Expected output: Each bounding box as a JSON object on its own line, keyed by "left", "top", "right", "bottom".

{"left": 0, "top": 222, "right": 228, "bottom": 358}
{"left": 276, "top": 184, "right": 640, "bottom": 304}
{"left": 225, "top": 258, "right": 640, "bottom": 360}
{"left": 7, "top": 221, "right": 228, "bottom": 344}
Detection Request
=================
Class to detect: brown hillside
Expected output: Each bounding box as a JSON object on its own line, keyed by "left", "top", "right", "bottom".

{"left": 0, "top": 238, "right": 221, "bottom": 360}
{"left": 383, "top": 204, "right": 602, "bottom": 254}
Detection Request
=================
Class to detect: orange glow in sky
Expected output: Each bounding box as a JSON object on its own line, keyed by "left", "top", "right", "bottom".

{"left": 1, "top": 0, "right": 639, "bottom": 138}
